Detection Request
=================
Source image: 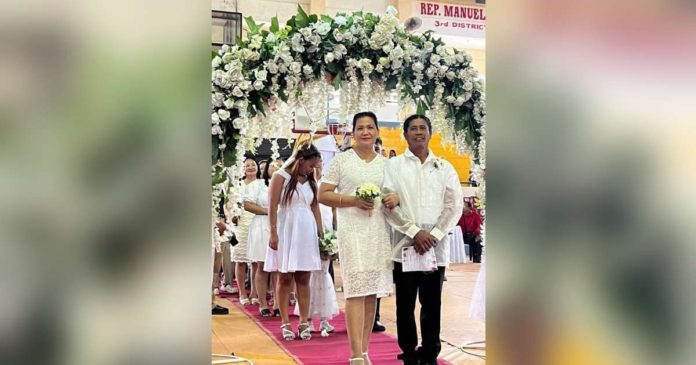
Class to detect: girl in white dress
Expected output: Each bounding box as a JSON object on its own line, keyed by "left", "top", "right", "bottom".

{"left": 319, "top": 112, "right": 400, "bottom": 365}
{"left": 293, "top": 158, "right": 339, "bottom": 334}
{"left": 230, "top": 157, "right": 259, "bottom": 305}
{"left": 265, "top": 142, "right": 322, "bottom": 341}
{"left": 244, "top": 159, "right": 282, "bottom": 317}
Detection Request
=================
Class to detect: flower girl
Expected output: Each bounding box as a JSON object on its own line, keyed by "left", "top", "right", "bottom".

{"left": 294, "top": 230, "right": 339, "bottom": 336}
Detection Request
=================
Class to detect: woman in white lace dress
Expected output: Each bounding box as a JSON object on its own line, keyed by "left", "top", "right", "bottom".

{"left": 319, "top": 112, "right": 400, "bottom": 365}
{"left": 265, "top": 142, "right": 323, "bottom": 341}
{"left": 231, "top": 157, "right": 259, "bottom": 305}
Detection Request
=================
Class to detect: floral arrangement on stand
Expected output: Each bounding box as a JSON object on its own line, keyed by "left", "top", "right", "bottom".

{"left": 211, "top": 5, "right": 486, "bottom": 224}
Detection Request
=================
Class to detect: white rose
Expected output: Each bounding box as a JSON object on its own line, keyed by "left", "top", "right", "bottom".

{"left": 391, "top": 59, "right": 402, "bottom": 69}
{"left": 266, "top": 32, "right": 277, "bottom": 43}
{"left": 333, "top": 49, "right": 343, "bottom": 60}
{"left": 454, "top": 96, "right": 465, "bottom": 106}
{"left": 232, "top": 87, "right": 244, "bottom": 97}
{"left": 212, "top": 92, "right": 224, "bottom": 107}
{"left": 412, "top": 62, "right": 425, "bottom": 72}
{"left": 391, "top": 45, "right": 404, "bottom": 59}
{"left": 290, "top": 62, "right": 302, "bottom": 74}
{"left": 324, "top": 52, "right": 335, "bottom": 63}
{"left": 222, "top": 53, "right": 234, "bottom": 64}
{"left": 234, "top": 99, "right": 248, "bottom": 109}
{"left": 303, "top": 65, "right": 313, "bottom": 75}
{"left": 232, "top": 118, "right": 245, "bottom": 129}
{"left": 314, "top": 21, "right": 331, "bottom": 35}
{"left": 212, "top": 56, "right": 222, "bottom": 68}
{"left": 430, "top": 54, "right": 441, "bottom": 64}
{"left": 300, "top": 27, "right": 312, "bottom": 39}
{"left": 446, "top": 95, "right": 456, "bottom": 104}
{"left": 334, "top": 15, "right": 347, "bottom": 26}
{"left": 379, "top": 57, "right": 389, "bottom": 66}
{"left": 223, "top": 98, "right": 235, "bottom": 109}
{"left": 211, "top": 125, "right": 222, "bottom": 135}
{"left": 464, "top": 81, "right": 473, "bottom": 91}
{"left": 253, "top": 80, "right": 264, "bottom": 90}
{"left": 267, "top": 63, "right": 279, "bottom": 74}
{"left": 455, "top": 54, "right": 464, "bottom": 63}
{"left": 333, "top": 29, "right": 344, "bottom": 42}
{"left": 426, "top": 67, "right": 437, "bottom": 79}
{"left": 446, "top": 71, "right": 456, "bottom": 80}
{"left": 239, "top": 80, "right": 251, "bottom": 90}
{"left": 465, "top": 54, "right": 473, "bottom": 63}
{"left": 211, "top": 112, "right": 220, "bottom": 124}
{"left": 221, "top": 44, "right": 230, "bottom": 53}
{"left": 424, "top": 41, "right": 434, "bottom": 52}
{"left": 217, "top": 109, "right": 230, "bottom": 120}
{"left": 382, "top": 43, "right": 394, "bottom": 53}
{"left": 255, "top": 69, "right": 268, "bottom": 80}
{"left": 375, "top": 64, "right": 384, "bottom": 73}
{"left": 309, "top": 35, "right": 321, "bottom": 46}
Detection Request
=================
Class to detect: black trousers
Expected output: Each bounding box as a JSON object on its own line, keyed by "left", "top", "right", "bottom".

{"left": 464, "top": 233, "right": 482, "bottom": 263}
{"left": 393, "top": 262, "right": 446, "bottom": 361}
{"left": 375, "top": 297, "right": 381, "bottom": 322}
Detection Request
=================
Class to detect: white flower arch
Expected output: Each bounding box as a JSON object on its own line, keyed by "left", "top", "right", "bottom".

{"left": 211, "top": 5, "right": 486, "bottom": 218}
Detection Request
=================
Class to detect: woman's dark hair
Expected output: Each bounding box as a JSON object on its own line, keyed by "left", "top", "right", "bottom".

{"left": 403, "top": 114, "right": 432, "bottom": 135}
{"left": 389, "top": 149, "right": 396, "bottom": 157}
{"left": 465, "top": 201, "right": 473, "bottom": 209}
{"left": 261, "top": 159, "right": 271, "bottom": 186}
{"left": 241, "top": 157, "right": 260, "bottom": 180}
{"left": 282, "top": 141, "right": 320, "bottom": 207}
{"left": 352, "top": 111, "right": 379, "bottom": 133}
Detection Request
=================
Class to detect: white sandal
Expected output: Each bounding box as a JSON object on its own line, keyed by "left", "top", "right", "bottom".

{"left": 250, "top": 297, "right": 260, "bottom": 305}
{"left": 319, "top": 320, "right": 334, "bottom": 333}
{"left": 280, "top": 323, "right": 295, "bottom": 341}
{"left": 349, "top": 358, "right": 364, "bottom": 364}
{"left": 362, "top": 352, "right": 372, "bottom": 365}
{"left": 239, "top": 297, "right": 250, "bottom": 305}
{"left": 297, "top": 322, "right": 312, "bottom": 340}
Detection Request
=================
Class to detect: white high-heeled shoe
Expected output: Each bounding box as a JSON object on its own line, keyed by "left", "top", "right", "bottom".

{"left": 362, "top": 352, "right": 372, "bottom": 365}
{"left": 319, "top": 320, "right": 334, "bottom": 333}
{"left": 348, "top": 358, "right": 364, "bottom": 364}
{"left": 280, "top": 323, "right": 295, "bottom": 341}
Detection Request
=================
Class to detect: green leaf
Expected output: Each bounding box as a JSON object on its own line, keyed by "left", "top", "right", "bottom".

{"left": 308, "top": 14, "right": 318, "bottom": 23}
{"left": 385, "top": 76, "right": 398, "bottom": 90}
{"left": 286, "top": 16, "right": 296, "bottom": 29}
{"left": 212, "top": 165, "right": 227, "bottom": 185}
{"left": 332, "top": 71, "right": 343, "bottom": 90}
{"left": 326, "top": 62, "right": 340, "bottom": 74}
{"left": 223, "top": 146, "right": 236, "bottom": 167}
{"left": 212, "top": 50, "right": 219, "bottom": 59}
{"left": 245, "top": 16, "right": 259, "bottom": 34}
{"left": 270, "top": 16, "right": 279, "bottom": 33}
{"left": 296, "top": 5, "right": 309, "bottom": 27}
{"left": 416, "top": 99, "right": 429, "bottom": 114}
{"left": 321, "top": 15, "right": 333, "bottom": 23}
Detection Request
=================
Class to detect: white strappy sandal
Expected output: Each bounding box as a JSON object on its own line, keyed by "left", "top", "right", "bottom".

{"left": 280, "top": 323, "right": 295, "bottom": 341}
{"left": 362, "top": 352, "right": 372, "bottom": 365}
{"left": 297, "top": 322, "right": 312, "bottom": 340}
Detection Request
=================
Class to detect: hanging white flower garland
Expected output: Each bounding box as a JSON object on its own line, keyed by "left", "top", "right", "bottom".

{"left": 211, "top": 5, "right": 486, "bottom": 222}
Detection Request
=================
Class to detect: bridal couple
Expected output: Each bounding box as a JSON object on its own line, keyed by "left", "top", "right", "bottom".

{"left": 265, "top": 112, "right": 463, "bottom": 365}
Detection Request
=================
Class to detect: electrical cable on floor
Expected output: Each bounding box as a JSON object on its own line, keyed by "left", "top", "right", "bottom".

{"left": 442, "top": 338, "right": 486, "bottom": 360}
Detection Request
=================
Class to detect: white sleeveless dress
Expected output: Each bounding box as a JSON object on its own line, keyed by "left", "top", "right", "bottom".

{"left": 245, "top": 180, "right": 270, "bottom": 262}
{"left": 264, "top": 170, "right": 321, "bottom": 273}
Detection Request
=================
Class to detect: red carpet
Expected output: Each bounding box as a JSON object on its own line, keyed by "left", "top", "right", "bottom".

{"left": 224, "top": 295, "right": 452, "bottom": 365}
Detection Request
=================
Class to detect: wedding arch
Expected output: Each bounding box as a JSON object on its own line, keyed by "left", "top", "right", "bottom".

{"left": 211, "top": 5, "right": 486, "bottom": 218}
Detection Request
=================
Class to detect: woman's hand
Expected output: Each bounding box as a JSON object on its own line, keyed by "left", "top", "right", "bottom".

{"left": 353, "top": 197, "right": 375, "bottom": 210}
{"left": 215, "top": 220, "right": 226, "bottom": 235}
{"left": 269, "top": 232, "right": 279, "bottom": 251}
{"left": 382, "top": 193, "right": 399, "bottom": 210}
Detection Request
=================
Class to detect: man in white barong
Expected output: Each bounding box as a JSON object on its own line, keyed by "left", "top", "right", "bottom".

{"left": 382, "top": 114, "right": 463, "bottom": 365}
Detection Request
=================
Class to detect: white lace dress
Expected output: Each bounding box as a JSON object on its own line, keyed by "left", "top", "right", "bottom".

{"left": 245, "top": 180, "right": 270, "bottom": 263}
{"left": 231, "top": 180, "right": 255, "bottom": 263}
{"left": 323, "top": 150, "right": 393, "bottom": 298}
{"left": 263, "top": 170, "right": 321, "bottom": 273}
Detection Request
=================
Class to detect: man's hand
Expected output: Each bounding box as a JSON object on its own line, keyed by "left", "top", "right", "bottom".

{"left": 475, "top": 235, "right": 482, "bottom": 242}
{"left": 269, "top": 232, "right": 279, "bottom": 250}
{"left": 382, "top": 193, "right": 399, "bottom": 210}
{"left": 413, "top": 230, "right": 438, "bottom": 255}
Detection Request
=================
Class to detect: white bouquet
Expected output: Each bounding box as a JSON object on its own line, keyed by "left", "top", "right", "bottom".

{"left": 319, "top": 230, "right": 338, "bottom": 256}
{"left": 355, "top": 182, "right": 381, "bottom": 217}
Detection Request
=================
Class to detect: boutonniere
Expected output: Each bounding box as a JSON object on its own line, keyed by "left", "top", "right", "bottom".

{"left": 432, "top": 157, "right": 445, "bottom": 169}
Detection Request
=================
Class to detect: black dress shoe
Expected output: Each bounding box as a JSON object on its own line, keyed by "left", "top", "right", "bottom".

{"left": 372, "top": 320, "right": 386, "bottom": 332}
{"left": 396, "top": 353, "right": 419, "bottom": 365}
{"left": 273, "top": 308, "right": 281, "bottom": 317}
{"left": 260, "top": 308, "right": 272, "bottom": 317}
{"left": 212, "top": 305, "right": 229, "bottom": 315}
